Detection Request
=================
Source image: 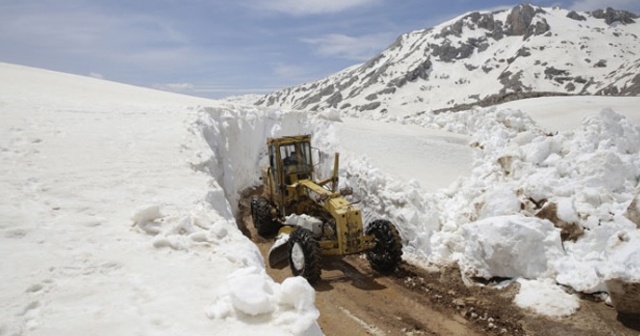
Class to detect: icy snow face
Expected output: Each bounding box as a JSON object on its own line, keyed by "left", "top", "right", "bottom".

{"left": 344, "top": 157, "right": 441, "bottom": 260}
{"left": 460, "top": 216, "right": 563, "bottom": 279}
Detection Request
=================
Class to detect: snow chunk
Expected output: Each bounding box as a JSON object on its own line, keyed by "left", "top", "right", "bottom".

{"left": 210, "top": 220, "right": 229, "bottom": 239}
{"left": 556, "top": 197, "right": 579, "bottom": 224}
{"left": 131, "top": 204, "right": 163, "bottom": 235}
{"left": 577, "top": 151, "right": 634, "bottom": 191}
{"left": 279, "top": 277, "right": 316, "bottom": 310}
{"left": 477, "top": 187, "right": 521, "bottom": 220}
{"left": 514, "top": 278, "right": 580, "bottom": 317}
{"left": 460, "top": 216, "right": 564, "bottom": 279}
{"left": 275, "top": 277, "right": 321, "bottom": 334}
{"left": 131, "top": 204, "right": 162, "bottom": 225}
{"left": 285, "top": 214, "right": 323, "bottom": 236}
{"left": 228, "top": 267, "right": 277, "bottom": 316}
{"left": 208, "top": 267, "right": 277, "bottom": 317}
{"left": 599, "top": 230, "right": 640, "bottom": 282}
{"left": 207, "top": 267, "right": 320, "bottom": 334}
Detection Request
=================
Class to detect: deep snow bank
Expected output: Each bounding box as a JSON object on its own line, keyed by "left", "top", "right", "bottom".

{"left": 312, "top": 101, "right": 640, "bottom": 316}
{"left": 400, "top": 105, "right": 640, "bottom": 314}
{"left": 0, "top": 63, "right": 322, "bottom": 336}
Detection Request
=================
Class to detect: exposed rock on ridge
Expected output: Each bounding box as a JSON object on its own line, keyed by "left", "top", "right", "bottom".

{"left": 256, "top": 4, "right": 640, "bottom": 117}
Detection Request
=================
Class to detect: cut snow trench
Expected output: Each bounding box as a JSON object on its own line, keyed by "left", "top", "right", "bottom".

{"left": 192, "top": 102, "right": 640, "bottom": 319}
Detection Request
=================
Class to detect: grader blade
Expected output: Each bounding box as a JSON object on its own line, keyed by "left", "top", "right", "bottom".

{"left": 268, "top": 233, "right": 290, "bottom": 269}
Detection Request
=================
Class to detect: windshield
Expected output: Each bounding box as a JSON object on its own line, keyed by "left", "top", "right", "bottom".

{"left": 280, "top": 141, "right": 312, "bottom": 184}
{"left": 280, "top": 142, "right": 312, "bottom": 166}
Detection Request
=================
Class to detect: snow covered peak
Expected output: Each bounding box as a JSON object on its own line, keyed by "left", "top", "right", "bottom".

{"left": 256, "top": 4, "right": 640, "bottom": 118}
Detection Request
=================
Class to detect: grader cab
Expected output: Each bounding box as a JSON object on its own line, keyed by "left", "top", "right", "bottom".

{"left": 250, "top": 134, "right": 402, "bottom": 283}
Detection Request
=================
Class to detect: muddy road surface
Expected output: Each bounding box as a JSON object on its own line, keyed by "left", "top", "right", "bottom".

{"left": 237, "top": 194, "right": 640, "bottom": 336}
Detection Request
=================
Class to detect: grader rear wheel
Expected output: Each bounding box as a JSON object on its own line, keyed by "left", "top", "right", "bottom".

{"left": 250, "top": 196, "right": 280, "bottom": 236}
{"left": 366, "top": 219, "right": 403, "bottom": 273}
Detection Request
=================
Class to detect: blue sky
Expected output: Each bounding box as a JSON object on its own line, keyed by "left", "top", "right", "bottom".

{"left": 1, "top": 0, "right": 639, "bottom": 99}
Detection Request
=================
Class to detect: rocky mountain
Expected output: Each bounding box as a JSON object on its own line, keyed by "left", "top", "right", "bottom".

{"left": 256, "top": 4, "right": 640, "bottom": 117}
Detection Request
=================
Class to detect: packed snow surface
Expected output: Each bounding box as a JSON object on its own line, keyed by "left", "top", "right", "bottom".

{"left": 336, "top": 118, "right": 472, "bottom": 191}
{"left": 2, "top": 60, "right": 640, "bottom": 333}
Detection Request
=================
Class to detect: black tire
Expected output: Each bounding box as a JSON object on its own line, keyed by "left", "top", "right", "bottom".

{"left": 250, "top": 196, "right": 279, "bottom": 236}
{"left": 288, "top": 228, "right": 322, "bottom": 283}
{"left": 366, "top": 219, "right": 403, "bottom": 273}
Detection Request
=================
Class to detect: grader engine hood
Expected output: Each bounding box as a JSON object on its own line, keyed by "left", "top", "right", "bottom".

{"left": 327, "top": 198, "right": 369, "bottom": 255}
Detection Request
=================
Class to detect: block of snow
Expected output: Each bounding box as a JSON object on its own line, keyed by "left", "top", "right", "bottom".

{"left": 131, "top": 204, "right": 163, "bottom": 235}
{"left": 274, "top": 277, "right": 321, "bottom": 334}
{"left": 210, "top": 220, "right": 229, "bottom": 239}
{"left": 596, "top": 230, "right": 640, "bottom": 314}
{"left": 514, "top": 278, "right": 580, "bottom": 317}
{"left": 535, "top": 200, "right": 584, "bottom": 241}
{"left": 131, "top": 204, "right": 162, "bottom": 225}
{"left": 227, "top": 267, "right": 277, "bottom": 316}
{"left": 279, "top": 277, "right": 316, "bottom": 311}
{"left": 476, "top": 187, "right": 521, "bottom": 219}
{"left": 207, "top": 267, "right": 321, "bottom": 334}
{"left": 600, "top": 230, "right": 640, "bottom": 282}
{"left": 460, "top": 216, "right": 564, "bottom": 279}
{"left": 285, "top": 214, "right": 323, "bottom": 236}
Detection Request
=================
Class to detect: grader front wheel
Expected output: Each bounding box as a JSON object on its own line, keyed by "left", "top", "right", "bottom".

{"left": 288, "top": 228, "right": 322, "bottom": 284}
{"left": 366, "top": 219, "right": 403, "bottom": 273}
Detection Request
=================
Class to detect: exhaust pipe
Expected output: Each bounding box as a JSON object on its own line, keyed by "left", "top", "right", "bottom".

{"left": 332, "top": 152, "right": 339, "bottom": 193}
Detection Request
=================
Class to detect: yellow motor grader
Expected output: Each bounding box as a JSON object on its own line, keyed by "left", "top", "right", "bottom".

{"left": 251, "top": 134, "right": 402, "bottom": 283}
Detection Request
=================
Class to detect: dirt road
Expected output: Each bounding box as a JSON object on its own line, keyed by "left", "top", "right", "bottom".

{"left": 237, "top": 193, "right": 640, "bottom": 336}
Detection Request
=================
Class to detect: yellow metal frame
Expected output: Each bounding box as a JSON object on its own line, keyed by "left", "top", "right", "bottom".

{"left": 261, "top": 135, "right": 375, "bottom": 256}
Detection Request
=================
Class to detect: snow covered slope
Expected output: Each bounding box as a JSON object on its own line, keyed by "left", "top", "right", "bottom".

{"left": 256, "top": 5, "right": 640, "bottom": 118}
{"left": 0, "top": 63, "right": 322, "bottom": 335}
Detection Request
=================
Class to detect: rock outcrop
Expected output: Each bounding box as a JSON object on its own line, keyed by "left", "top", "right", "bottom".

{"left": 256, "top": 4, "right": 640, "bottom": 116}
